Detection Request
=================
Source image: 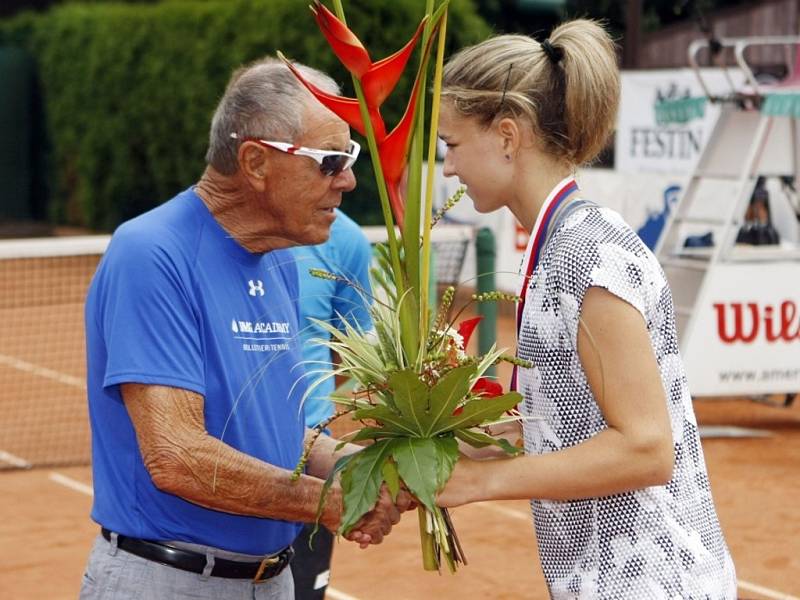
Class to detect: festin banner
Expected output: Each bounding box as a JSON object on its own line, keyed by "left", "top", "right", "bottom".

{"left": 615, "top": 68, "right": 746, "bottom": 175}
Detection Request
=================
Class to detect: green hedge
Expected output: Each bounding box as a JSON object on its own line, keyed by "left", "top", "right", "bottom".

{"left": 0, "top": 1, "right": 489, "bottom": 230}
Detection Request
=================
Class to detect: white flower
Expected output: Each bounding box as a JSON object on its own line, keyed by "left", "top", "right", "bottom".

{"left": 437, "top": 327, "right": 468, "bottom": 361}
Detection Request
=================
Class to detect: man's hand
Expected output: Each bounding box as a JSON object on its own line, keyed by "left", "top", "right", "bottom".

{"left": 344, "top": 485, "right": 417, "bottom": 549}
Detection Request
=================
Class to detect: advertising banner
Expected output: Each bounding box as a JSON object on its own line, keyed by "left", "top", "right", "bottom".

{"left": 615, "top": 68, "right": 745, "bottom": 174}
{"left": 684, "top": 263, "right": 800, "bottom": 396}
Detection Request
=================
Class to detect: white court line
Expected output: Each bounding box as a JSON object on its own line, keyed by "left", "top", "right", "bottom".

{"left": 0, "top": 353, "right": 86, "bottom": 389}
{"left": 738, "top": 579, "right": 800, "bottom": 600}
{"left": 476, "top": 502, "right": 798, "bottom": 600}
{"left": 48, "top": 470, "right": 361, "bottom": 599}
{"left": 325, "top": 587, "right": 363, "bottom": 600}
{"left": 0, "top": 449, "right": 32, "bottom": 468}
{"left": 49, "top": 471, "right": 93, "bottom": 496}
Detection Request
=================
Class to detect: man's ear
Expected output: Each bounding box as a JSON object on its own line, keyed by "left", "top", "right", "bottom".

{"left": 238, "top": 142, "right": 270, "bottom": 190}
{"left": 496, "top": 117, "right": 521, "bottom": 157}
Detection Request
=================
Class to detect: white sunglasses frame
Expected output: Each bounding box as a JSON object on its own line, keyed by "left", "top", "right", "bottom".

{"left": 230, "top": 133, "right": 360, "bottom": 176}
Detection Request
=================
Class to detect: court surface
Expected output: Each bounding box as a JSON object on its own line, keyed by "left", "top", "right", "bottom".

{"left": 1, "top": 306, "right": 799, "bottom": 599}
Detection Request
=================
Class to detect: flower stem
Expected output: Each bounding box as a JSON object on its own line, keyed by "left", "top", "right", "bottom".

{"left": 403, "top": 0, "right": 436, "bottom": 367}
{"left": 331, "top": 0, "right": 416, "bottom": 362}
{"left": 420, "top": 4, "right": 448, "bottom": 363}
{"left": 418, "top": 506, "right": 439, "bottom": 571}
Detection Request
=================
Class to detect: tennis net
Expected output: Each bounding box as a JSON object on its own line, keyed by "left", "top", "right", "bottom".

{"left": 362, "top": 224, "right": 475, "bottom": 289}
{"left": 0, "top": 236, "right": 109, "bottom": 470}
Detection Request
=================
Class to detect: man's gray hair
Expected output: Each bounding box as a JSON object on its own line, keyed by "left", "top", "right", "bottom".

{"left": 205, "top": 57, "right": 340, "bottom": 175}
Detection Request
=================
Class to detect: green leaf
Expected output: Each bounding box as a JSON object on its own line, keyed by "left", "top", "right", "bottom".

{"left": 339, "top": 440, "right": 396, "bottom": 534}
{"left": 425, "top": 363, "right": 478, "bottom": 435}
{"left": 312, "top": 451, "right": 359, "bottom": 536}
{"left": 353, "top": 405, "right": 418, "bottom": 435}
{"left": 346, "top": 427, "right": 407, "bottom": 444}
{"left": 454, "top": 428, "right": 523, "bottom": 456}
{"left": 453, "top": 427, "right": 489, "bottom": 447}
{"left": 430, "top": 392, "right": 522, "bottom": 435}
{"left": 432, "top": 435, "right": 459, "bottom": 491}
{"left": 382, "top": 459, "right": 401, "bottom": 502}
{"left": 391, "top": 437, "right": 439, "bottom": 511}
{"left": 387, "top": 369, "right": 430, "bottom": 436}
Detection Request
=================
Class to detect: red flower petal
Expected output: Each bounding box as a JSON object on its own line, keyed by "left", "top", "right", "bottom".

{"left": 456, "top": 316, "right": 483, "bottom": 348}
{"left": 377, "top": 98, "right": 415, "bottom": 184}
{"left": 375, "top": 11, "right": 445, "bottom": 187}
{"left": 387, "top": 181, "right": 405, "bottom": 228}
{"left": 281, "top": 56, "right": 387, "bottom": 140}
{"left": 311, "top": 1, "right": 372, "bottom": 78}
{"left": 361, "top": 17, "right": 427, "bottom": 108}
{"left": 376, "top": 61, "right": 428, "bottom": 183}
{"left": 471, "top": 377, "right": 504, "bottom": 398}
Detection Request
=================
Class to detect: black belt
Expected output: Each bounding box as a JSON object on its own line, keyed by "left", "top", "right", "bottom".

{"left": 101, "top": 528, "right": 293, "bottom": 582}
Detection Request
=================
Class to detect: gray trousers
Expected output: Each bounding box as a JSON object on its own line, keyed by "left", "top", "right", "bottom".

{"left": 79, "top": 534, "right": 294, "bottom": 600}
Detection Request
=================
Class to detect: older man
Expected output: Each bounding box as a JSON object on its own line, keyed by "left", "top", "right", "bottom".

{"left": 79, "top": 57, "right": 406, "bottom": 600}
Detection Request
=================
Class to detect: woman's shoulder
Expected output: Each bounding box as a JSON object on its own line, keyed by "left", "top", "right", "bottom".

{"left": 566, "top": 202, "right": 636, "bottom": 237}
{"left": 546, "top": 201, "right": 669, "bottom": 313}
{"left": 551, "top": 202, "right": 648, "bottom": 263}
{"left": 546, "top": 202, "right": 663, "bottom": 283}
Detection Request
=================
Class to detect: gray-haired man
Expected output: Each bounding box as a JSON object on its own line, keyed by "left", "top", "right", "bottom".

{"left": 79, "top": 57, "right": 411, "bottom": 599}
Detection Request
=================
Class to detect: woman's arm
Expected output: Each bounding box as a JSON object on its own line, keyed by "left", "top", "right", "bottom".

{"left": 438, "top": 286, "right": 675, "bottom": 506}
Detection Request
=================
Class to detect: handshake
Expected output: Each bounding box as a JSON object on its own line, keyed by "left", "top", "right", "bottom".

{"left": 324, "top": 484, "right": 418, "bottom": 549}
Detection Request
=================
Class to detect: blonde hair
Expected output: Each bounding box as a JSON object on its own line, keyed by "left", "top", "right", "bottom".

{"left": 442, "top": 20, "right": 619, "bottom": 166}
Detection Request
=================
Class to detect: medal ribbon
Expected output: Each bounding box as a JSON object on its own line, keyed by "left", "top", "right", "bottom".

{"left": 511, "top": 178, "right": 579, "bottom": 391}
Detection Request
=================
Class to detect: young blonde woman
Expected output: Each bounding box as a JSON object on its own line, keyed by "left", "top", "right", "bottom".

{"left": 435, "top": 21, "right": 737, "bottom": 599}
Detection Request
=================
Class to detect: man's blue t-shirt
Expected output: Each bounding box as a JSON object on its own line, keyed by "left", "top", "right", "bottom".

{"left": 85, "top": 188, "right": 306, "bottom": 555}
{"left": 291, "top": 210, "right": 372, "bottom": 429}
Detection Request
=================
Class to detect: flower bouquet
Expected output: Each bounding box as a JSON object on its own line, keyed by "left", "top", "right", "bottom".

{"left": 283, "top": 0, "right": 528, "bottom": 572}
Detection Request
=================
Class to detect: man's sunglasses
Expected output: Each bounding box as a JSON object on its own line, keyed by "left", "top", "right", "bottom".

{"left": 230, "top": 133, "right": 360, "bottom": 176}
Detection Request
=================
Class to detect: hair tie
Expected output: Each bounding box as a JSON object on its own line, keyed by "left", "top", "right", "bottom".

{"left": 541, "top": 39, "right": 563, "bottom": 65}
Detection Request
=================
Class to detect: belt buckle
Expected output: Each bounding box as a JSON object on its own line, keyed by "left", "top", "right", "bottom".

{"left": 253, "top": 554, "right": 281, "bottom": 584}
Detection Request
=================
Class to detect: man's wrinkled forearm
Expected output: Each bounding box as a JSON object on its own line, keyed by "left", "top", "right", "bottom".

{"left": 157, "top": 435, "right": 342, "bottom": 528}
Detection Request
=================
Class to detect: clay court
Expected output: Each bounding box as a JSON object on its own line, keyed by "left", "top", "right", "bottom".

{"left": 1, "top": 250, "right": 799, "bottom": 600}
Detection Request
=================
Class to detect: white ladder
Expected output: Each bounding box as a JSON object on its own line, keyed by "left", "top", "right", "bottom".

{"left": 654, "top": 106, "right": 775, "bottom": 342}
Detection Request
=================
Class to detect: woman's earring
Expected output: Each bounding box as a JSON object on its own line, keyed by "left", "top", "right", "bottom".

{"left": 505, "top": 154, "right": 511, "bottom": 161}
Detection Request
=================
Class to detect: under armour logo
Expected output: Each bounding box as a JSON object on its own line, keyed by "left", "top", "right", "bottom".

{"left": 248, "top": 279, "right": 264, "bottom": 297}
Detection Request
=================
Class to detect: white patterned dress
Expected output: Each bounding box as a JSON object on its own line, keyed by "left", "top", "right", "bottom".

{"left": 516, "top": 183, "right": 737, "bottom": 599}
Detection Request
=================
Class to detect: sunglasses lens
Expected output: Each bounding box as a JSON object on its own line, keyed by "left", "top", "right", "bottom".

{"left": 320, "top": 154, "right": 350, "bottom": 176}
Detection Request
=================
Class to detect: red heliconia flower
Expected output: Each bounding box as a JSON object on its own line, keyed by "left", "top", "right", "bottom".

{"left": 280, "top": 60, "right": 387, "bottom": 139}
{"left": 311, "top": 1, "right": 372, "bottom": 78}
{"left": 456, "top": 316, "right": 483, "bottom": 349}
{"left": 282, "top": 52, "right": 421, "bottom": 225}
{"left": 311, "top": 1, "right": 426, "bottom": 109}
{"left": 360, "top": 20, "right": 427, "bottom": 109}
{"left": 281, "top": 3, "right": 445, "bottom": 226}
